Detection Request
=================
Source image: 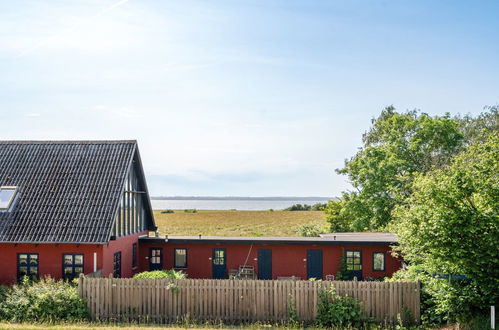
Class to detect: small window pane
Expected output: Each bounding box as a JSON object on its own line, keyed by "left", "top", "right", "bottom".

{"left": 74, "top": 267, "right": 83, "bottom": 275}
{"left": 29, "top": 267, "right": 38, "bottom": 275}
{"left": 175, "top": 249, "right": 187, "bottom": 268}
{"left": 74, "top": 255, "right": 83, "bottom": 265}
{"left": 64, "top": 255, "right": 73, "bottom": 265}
{"left": 19, "top": 255, "right": 28, "bottom": 265}
{"left": 373, "top": 252, "right": 385, "bottom": 271}
{"left": 19, "top": 266, "right": 27, "bottom": 275}
{"left": 64, "top": 267, "right": 73, "bottom": 275}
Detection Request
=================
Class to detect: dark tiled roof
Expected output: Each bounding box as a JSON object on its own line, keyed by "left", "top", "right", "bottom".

{"left": 0, "top": 140, "right": 137, "bottom": 243}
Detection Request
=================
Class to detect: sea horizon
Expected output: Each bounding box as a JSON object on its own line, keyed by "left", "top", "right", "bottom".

{"left": 150, "top": 196, "right": 335, "bottom": 210}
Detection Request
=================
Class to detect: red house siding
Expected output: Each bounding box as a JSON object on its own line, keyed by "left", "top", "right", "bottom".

{"left": 139, "top": 242, "right": 401, "bottom": 280}
{"left": 102, "top": 231, "right": 148, "bottom": 279}
{"left": 0, "top": 243, "right": 103, "bottom": 285}
{"left": 0, "top": 232, "right": 147, "bottom": 285}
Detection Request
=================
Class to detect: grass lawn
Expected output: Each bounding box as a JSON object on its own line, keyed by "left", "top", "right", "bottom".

{"left": 0, "top": 322, "right": 307, "bottom": 330}
{"left": 153, "top": 210, "right": 327, "bottom": 237}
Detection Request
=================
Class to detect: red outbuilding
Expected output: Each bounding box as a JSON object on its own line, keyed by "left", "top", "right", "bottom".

{"left": 0, "top": 140, "right": 401, "bottom": 285}
{"left": 138, "top": 233, "right": 401, "bottom": 281}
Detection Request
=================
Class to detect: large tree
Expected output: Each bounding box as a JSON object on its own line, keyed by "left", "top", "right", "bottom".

{"left": 391, "top": 131, "right": 499, "bottom": 322}
{"left": 327, "top": 107, "right": 464, "bottom": 231}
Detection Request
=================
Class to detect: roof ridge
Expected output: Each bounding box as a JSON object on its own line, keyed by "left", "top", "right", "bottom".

{"left": 0, "top": 140, "right": 137, "bottom": 144}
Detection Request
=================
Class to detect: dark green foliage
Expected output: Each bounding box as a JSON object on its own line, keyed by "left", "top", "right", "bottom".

{"left": 133, "top": 269, "right": 187, "bottom": 279}
{"left": 335, "top": 255, "right": 349, "bottom": 281}
{"left": 286, "top": 294, "right": 300, "bottom": 326}
{"left": 0, "top": 286, "right": 8, "bottom": 303}
{"left": 328, "top": 106, "right": 465, "bottom": 232}
{"left": 391, "top": 131, "right": 499, "bottom": 324}
{"left": 0, "top": 277, "right": 88, "bottom": 323}
{"left": 184, "top": 209, "right": 197, "bottom": 213}
{"left": 311, "top": 203, "right": 327, "bottom": 211}
{"left": 284, "top": 204, "right": 311, "bottom": 211}
{"left": 316, "top": 286, "right": 367, "bottom": 328}
{"left": 161, "top": 209, "right": 174, "bottom": 214}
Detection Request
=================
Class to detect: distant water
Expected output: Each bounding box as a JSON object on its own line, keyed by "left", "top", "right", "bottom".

{"left": 150, "top": 199, "right": 331, "bottom": 211}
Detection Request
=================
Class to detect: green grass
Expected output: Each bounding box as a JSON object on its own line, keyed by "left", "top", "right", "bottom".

{"left": 0, "top": 322, "right": 307, "bottom": 330}
{"left": 153, "top": 210, "right": 327, "bottom": 237}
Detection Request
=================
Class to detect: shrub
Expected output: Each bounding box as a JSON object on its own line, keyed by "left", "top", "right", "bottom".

{"left": 284, "top": 204, "right": 311, "bottom": 211}
{"left": 316, "top": 286, "right": 367, "bottom": 328}
{"left": 0, "top": 277, "right": 88, "bottom": 322}
{"left": 184, "top": 209, "right": 197, "bottom": 213}
{"left": 297, "top": 223, "right": 324, "bottom": 237}
{"left": 161, "top": 209, "right": 174, "bottom": 214}
{"left": 311, "top": 203, "right": 327, "bottom": 211}
{"left": 133, "top": 269, "right": 187, "bottom": 279}
{"left": 335, "top": 255, "right": 349, "bottom": 280}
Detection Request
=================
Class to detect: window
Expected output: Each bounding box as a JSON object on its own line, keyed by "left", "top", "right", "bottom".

{"left": 18, "top": 253, "right": 38, "bottom": 281}
{"left": 113, "top": 252, "right": 121, "bottom": 278}
{"left": 373, "top": 252, "right": 385, "bottom": 271}
{"left": 132, "top": 243, "right": 138, "bottom": 269}
{"left": 174, "top": 248, "right": 187, "bottom": 268}
{"left": 213, "top": 249, "right": 226, "bottom": 265}
{"left": 345, "top": 250, "right": 362, "bottom": 271}
{"left": 63, "top": 254, "right": 84, "bottom": 280}
{"left": 149, "top": 248, "right": 163, "bottom": 270}
{"left": 0, "top": 186, "right": 18, "bottom": 211}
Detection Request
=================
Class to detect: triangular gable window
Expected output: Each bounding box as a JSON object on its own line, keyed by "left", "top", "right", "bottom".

{"left": 0, "top": 186, "right": 18, "bottom": 211}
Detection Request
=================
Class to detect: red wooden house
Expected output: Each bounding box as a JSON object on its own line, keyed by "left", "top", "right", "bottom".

{"left": 0, "top": 141, "right": 156, "bottom": 284}
{"left": 0, "top": 140, "right": 401, "bottom": 285}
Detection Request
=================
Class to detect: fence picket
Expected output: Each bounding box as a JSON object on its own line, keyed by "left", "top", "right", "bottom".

{"left": 79, "top": 278, "right": 420, "bottom": 324}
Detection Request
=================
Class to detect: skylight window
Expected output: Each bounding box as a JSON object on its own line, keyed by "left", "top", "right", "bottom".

{"left": 0, "top": 186, "right": 18, "bottom": 211}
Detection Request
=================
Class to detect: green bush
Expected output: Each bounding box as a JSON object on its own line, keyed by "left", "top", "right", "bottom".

{"left": 311, "top": 203, "right": 327, "bottom": 211}
{"left": 0, "top": 286, "right": 8, "bottom": 303}
{"left": 161, "top": 209, "right": 174, "bottom": 214}
{"left": 0, "top": 277, "right": 88, "bottom": 323}
{"left": 316, "top": 286, "right": 367, "bottom": 328}
{"left": 133, "top": 269, "right": 187, "bottom": 279}
{"left": 184, "top": 209, "right": 197, "bottom": 213}
{"left": 284, "top": 204, "right": 311, "bottom": 211}
{"left": 297, "top": 223, "right": 324, "bottom": 237}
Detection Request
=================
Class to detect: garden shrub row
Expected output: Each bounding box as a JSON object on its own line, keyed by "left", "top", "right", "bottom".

{"left": 0, "top": 277, "right": 88, "bottom": 323}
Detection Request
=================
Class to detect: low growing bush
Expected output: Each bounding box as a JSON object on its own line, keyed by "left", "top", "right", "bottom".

{"left": 161, "top": 209, "right": 175, "bottom": 214}
{"left": 298, "top": 223, "right": 324, "bottom": 237}
{"left": 316, "top": 286, "right": 368, "bottom": 328}
{"left": 184, "top": 209, "right": 197, "bottom": 213}
{"left": 133, "top": 269, "right": 187, "bottom": 279}
{"left": 284, "top": 204, "right": 311, "bottom": 211}
{"left": 0, "top": 277, "right": 88, "bottom": 323}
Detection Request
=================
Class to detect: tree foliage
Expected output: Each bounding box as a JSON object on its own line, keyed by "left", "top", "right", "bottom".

{"left": 391, "top": 131, "right": 499, "bottom": 322}
{"left": 328, "top": 106, "right": 465, "bottom": 231}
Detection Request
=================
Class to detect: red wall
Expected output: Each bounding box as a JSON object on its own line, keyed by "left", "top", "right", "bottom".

{"left": 138, "top": 242, "right": 401, "bottom": 280}
{"left": 0, "top": 243, "right": 103, "bottom": 285}
{"left": 102, "top": 231, "right": 148, "bottom": 279}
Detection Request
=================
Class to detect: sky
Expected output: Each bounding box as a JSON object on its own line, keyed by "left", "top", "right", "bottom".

{"left": 0, "top": 0, "right": 498, "bottom": 197}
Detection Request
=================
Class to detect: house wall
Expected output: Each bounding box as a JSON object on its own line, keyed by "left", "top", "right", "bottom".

{"left": 102, "top": 231, "right": 148, "bottom": 279}
{"left": 0, "top": 243, "right": 103, "bottom": 285}
{"left": 138, "top": 242, "right": 401, "bottom": 280}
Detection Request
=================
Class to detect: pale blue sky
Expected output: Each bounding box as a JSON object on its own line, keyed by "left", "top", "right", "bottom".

{"left": 0, "top": 1, "right": 498, "bottom": 196}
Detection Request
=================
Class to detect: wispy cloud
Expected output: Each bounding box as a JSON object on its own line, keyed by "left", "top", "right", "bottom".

{"left": 16, "top": 0, "right": 130, "bottom": 57}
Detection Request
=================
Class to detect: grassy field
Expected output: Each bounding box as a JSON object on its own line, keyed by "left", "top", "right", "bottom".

{"left": 153, "top": 210, "right": 327, "bottom": 237}
{"left": 0, "top": 323, "right": 300, "bottom": 330}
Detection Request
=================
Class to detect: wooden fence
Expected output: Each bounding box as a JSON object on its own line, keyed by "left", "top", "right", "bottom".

{"left": 78, "top": 277, "right": 420, "bottom": 324}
